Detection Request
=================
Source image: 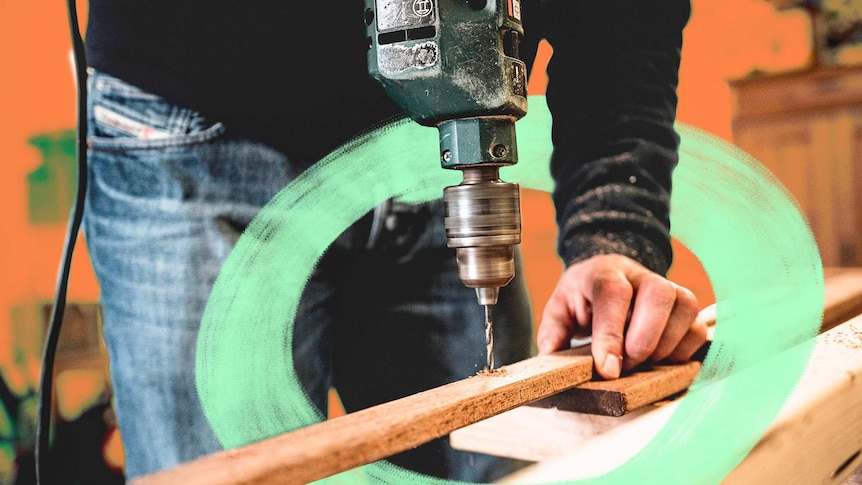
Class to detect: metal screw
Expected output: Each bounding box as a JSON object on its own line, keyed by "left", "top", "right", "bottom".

{"left": 442, "top": 150, "right": 452, "bottom": 163}
{"left": 491, "top": 144, "right": 508, "bottom": 158}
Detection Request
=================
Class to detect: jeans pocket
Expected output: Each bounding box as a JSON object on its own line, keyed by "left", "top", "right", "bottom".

{"left": 87, "top": 70, "right": 226, "bottom": 151}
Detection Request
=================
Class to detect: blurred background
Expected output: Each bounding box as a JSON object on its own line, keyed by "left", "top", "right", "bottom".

{"left": 1, "top": 0, "right": 860, "bottom": 482}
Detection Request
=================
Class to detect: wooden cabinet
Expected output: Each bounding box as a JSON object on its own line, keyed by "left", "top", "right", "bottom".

{"left": 729, "top": 64, "right": 862, "bottom": 266}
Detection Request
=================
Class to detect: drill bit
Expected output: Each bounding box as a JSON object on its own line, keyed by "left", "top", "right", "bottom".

{"left": 484, "top": 304, "right": 494, "bottom": 371}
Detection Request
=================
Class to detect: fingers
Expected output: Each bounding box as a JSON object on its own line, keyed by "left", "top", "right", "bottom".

{"left": 536, "top": 289, "right": 576, "bottom": 355}
{"left": 626, "top": 280, "right": 700, "bottom": 366}
{"left": 650, "top": 285, "right": 699, "bottom": 362}
{"left": 585, "top": 267, "right": 632, "bottom": 379}
{"left": 536, "top": 254, "right": 707, "bottom": 381}
{"left": 668, "top": 317, "right": 709, "bottom": 362}
{"left": 536, "top": 272, "right": 589, "bottom": 355}
{"left": 623, "top": 273, "right": 677, "bottom": 367}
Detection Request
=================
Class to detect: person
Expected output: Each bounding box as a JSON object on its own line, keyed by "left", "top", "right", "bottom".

{"left": 82, "top": 0, "right": 706, "bottom": 481}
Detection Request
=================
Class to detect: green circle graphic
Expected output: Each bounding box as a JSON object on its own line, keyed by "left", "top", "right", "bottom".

{"left": 196, "top": 96, "right": 823, "bottom": 484}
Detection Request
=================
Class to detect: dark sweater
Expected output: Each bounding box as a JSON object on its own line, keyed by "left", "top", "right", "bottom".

{"left": 85, "top": 0, "right": 690, "bottom": 274}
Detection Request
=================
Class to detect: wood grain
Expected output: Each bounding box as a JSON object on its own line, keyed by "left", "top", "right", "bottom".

{"left": 495, "top": 402, "right": 681, "bottom": 482}
{"left": 447, "top": 401, "right": 658, "bottom": 463}
{"left": 531, "top": 361, "right": 702, "bottom": 416}
{"left": 722, "top": 315, "right": 862, "bottom": 484}
{"left": 821, "top": 267, "right": 862, "bottom": 332}
{"left": 131, "top": 350, "right": 593, "bottom": 485}
{"left": 730, "top": 63, "right": 862, "bottom": 267}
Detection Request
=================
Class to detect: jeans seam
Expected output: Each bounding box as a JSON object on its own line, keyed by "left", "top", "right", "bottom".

{"left": 87, "top": 122, "right": 227, "bottom": 152}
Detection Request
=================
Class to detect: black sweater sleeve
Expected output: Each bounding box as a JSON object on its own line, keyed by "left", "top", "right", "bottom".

{"left": 522, "top": 0, "right": 690, "bottom": 276}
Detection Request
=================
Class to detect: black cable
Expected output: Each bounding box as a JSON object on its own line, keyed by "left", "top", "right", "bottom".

{"left": 35, "top": 0, "right": 88, "bottom": 481}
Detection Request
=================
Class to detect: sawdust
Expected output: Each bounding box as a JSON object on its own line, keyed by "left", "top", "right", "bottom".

{"left": 823, "top": 327, "right": 862, "bottom": 349}
{"left": 476, "top": 367, "right": 509, "bottom": 377}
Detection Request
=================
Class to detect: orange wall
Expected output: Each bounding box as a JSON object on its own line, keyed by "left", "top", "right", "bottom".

{"left": 0, "top": 0, "right": 97, "bottom": 399}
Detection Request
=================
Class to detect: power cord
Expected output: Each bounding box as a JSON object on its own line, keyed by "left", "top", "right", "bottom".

{"left": 35, "top": 0, "right": 88, "bottom": 482}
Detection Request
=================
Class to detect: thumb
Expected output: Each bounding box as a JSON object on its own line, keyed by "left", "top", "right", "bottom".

{"left": 593, "top": 345, "right": 623, "bottom": 380}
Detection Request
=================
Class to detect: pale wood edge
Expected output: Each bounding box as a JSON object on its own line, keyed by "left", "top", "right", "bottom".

{"left": 449, "top": 402, "right": 657, "bottom": 463}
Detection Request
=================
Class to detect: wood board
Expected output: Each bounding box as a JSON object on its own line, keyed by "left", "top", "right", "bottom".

{"left": 131, "top": 350, "right": 593, "bottom": 485}
{"left": 530, "top": 360, "right": 702, "bottom": 416}
{"left": 722, "top": 315, "right": 862, "bottom": 484}
{"left": 498, "top": 313, "right": 862, "bottom": 484}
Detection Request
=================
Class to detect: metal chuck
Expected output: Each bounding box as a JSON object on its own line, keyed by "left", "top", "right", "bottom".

{"left": 443, "top": 166, "right": 521, "bottom": 370}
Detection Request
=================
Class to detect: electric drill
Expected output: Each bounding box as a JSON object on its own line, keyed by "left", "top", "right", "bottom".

{"left": 364, "top": 0, "right": 528, "bottom": 370}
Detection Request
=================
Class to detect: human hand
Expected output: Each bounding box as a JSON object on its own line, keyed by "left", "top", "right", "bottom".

{"left": 536, "top": 254, "right": 706, "bottom": 380}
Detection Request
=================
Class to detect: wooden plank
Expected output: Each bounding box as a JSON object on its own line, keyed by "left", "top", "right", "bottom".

{"left": 131, "top": 350, "right": 593, "bottom": 485}
{"left": 496, "top": 402, "right": 681, "bottom": 482}
{"left": 821, "top": 267, "right": 862, "bottom": 332}
{"left": 498, "top": 314, "right": 862, "bottom": 484}
{"left": 722, "top": 316, "right": 862, "bottom": 484}
{"left": 531, "top": 361, "right": 702, "bottom": 416}
{"left": 446, "top": 402, "right": 658, "bottom": 463}
{"left": 525, "top": 307, "right": 713, "bottom": 417}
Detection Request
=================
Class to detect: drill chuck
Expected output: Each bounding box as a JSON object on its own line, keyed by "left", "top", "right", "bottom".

{"left": 444, "top": 166, "right": 521, "bottom": 305}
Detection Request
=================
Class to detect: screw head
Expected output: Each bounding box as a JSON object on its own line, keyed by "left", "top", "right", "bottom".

{"left": 491, "top": 144, "right": 508, "bottom": 158}
{"left": 442, "top": 150, "right": 452, "bottom": 163}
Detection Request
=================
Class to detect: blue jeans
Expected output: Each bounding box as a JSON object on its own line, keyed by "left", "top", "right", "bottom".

{"left": 84, "top": 70, "right": 534, "bottom": 481}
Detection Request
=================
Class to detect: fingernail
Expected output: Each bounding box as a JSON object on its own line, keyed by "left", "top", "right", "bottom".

{"left": 602, "top": 354, "right": 622, "bottom": 378}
